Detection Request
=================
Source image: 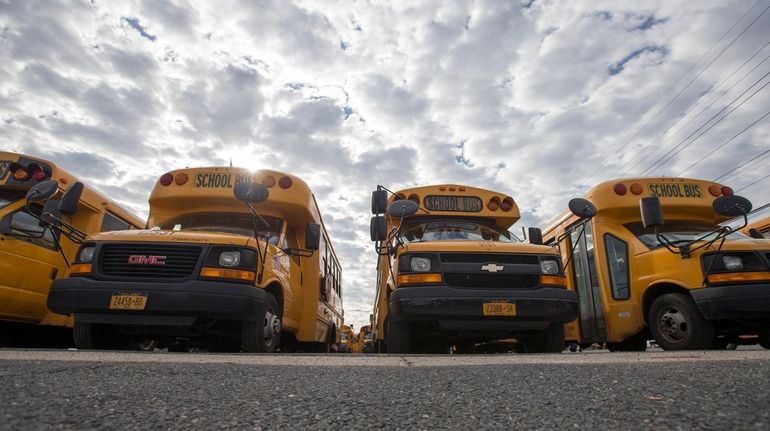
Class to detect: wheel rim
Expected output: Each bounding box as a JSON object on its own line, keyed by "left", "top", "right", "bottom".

{"left": 263, "top": 307, "right": 281, "bottom": 348}
{"left": 657, "top": 305, "right": 689, "bottom": 343}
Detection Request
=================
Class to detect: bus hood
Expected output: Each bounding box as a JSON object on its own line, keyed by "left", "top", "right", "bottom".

{"left": 91, "top": 229, "right": 254, "bottom": 246}
{"left": 398, "top": 241, "right": 558, "bottom": 255}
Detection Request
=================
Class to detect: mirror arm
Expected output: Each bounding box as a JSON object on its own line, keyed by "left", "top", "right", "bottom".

{"left": 700, "top": 235, "right": 728, "bottom": 286}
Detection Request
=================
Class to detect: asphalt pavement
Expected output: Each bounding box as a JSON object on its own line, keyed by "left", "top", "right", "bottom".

{"left": 1, "top": 349, "right": 769, "bottom": 430}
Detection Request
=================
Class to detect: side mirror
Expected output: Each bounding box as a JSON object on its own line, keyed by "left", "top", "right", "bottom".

{"left": 370, "top": 216, "right": 386, "bottom": 241}
{"left": 748, "top": 228, "right": 765, "bottom": 239}
{"left": 305, "top": 223, "right": 321, "bottom": 250}
{"left": 371, "top": 189, "right": 388, "bottom": 214}
{"left": 41, "top": 199, "right": 62, "bottom": 226}
{"left": 713, "top": 195, "right": 752, "bottom": 217}
{"left": 528, "top": 227, "right": 543, "bottom": 245}
{"left": 387, "top": 200, "right": 418, "bottom": 218}
{"left": 640, "top": 197, "right": 664, "bottom": 228}
{"left": 0, "top": 213, "right": 11, "bottom": 234}
{"left": 234, "top": 182, "right": 269, "bottom": 203}
{"left": 58, "top": 182, "right": 84, "bottom": 215}
{"left": 25, "top": 180, "right": 59, "bottom": 203}
{"left": 568, "top": 198, "right": 597, "bottom": 219}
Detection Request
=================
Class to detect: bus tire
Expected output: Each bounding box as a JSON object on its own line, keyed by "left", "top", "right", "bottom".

{"left": 242, "top": 294, "right": 281, "bottom": 353}
{"left": 526, "top": 322, "right": 565, "bottom": 353}
{"left": 607, "top": 332, "right": 647, "bottom": 352}
{"left": 758, "top": 336, "right": 770, "bottom": 350}
{"left": 73, "top": 321, "right": 116, "bottom": 350}
{"left": 386, "top": 318, "right": 410, "bottom": 353}
{"left": 649, "top": 293, "right": 714, "bottom": 350}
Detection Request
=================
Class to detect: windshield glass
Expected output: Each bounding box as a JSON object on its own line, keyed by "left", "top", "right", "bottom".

{"left": 364, "top": 333, "right": 373, "bottom": 340}
{"left": 0, "top": 190, "right": 25, "bottom": 211}
{"left": 398, "top": 218, "right": 515, "bottom": 243}
{"left": 625, "top": 220, "right": 749, "bottom": 249}
{"left": 156, "top": 212, "right": 283, "bottom": 244}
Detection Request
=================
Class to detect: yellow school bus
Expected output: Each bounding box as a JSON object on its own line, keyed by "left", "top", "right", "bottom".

{"left": 48, "top": 167, "right": 344, "bottom": 352}
{"left": 543, "top": 177, "right": 770, "bottom": 351}
{"left": 369, "top": 185, "right": 578, "bottom": 353}
{"left": 356, "top": 324, "right": 374, "bottom": 353}
{"left": 337, "top": 325, "right": 354, "bottom": 353}
{"left": 0, "top": 152, "right": 143, "bottom": 346}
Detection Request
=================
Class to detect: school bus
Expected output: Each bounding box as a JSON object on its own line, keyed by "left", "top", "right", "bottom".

{"left": 47, "top": 167, "right": 344, "bottom": 352}
{"left": 543, "top": 177, "right": 770, "bottom": 351}
{"left": 337, "top": 325, "right": 355, "bottom": 352}
{"left": 0, "top": 152, "right": 143, "bottom": 346}
{"left": 356, "top": 324, "right": 374, "bottom": 353}
{"left": 369, "top": 185, "right": 578, "bottom": 353}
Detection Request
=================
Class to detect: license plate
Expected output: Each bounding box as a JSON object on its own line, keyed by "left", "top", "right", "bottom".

{"left": 109, "top": 293, "right": 147, "bottom": 310}
{"left": 0, "top": 161, "right": 10, "bottom": 181}
{"left": 483, "top": 301, "right": 516, "bottom": 316}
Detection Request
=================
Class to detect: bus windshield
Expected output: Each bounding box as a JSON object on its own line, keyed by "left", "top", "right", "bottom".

{"left": 0, "top": 190, "right": 25, "bottom": 210}
{"left": 625, "top": 220, "right": 749, "bottom": 249}
{"left": 399, "top": 218, "right": 515, "bottom": 243}
{"left": 364, "top": 333, "right": 373, "bottom": 340}
{"left": 156, "top": 212, "right": 283, "bottom": 244}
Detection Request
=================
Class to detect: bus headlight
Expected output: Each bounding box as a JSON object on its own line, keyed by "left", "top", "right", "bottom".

{"left": 722, "top": 255, "right": 743, "bottom": 271}
{"left": 540, "top": 259, "right": 559, "bottom": 275}
{"left": 219, "top": 251, "right": 242, "bottom": 267}
{"left": 79, "top": 246, "right": 95, "bottom": 263}
{"left": 410, "top": 257, "right": 431, "bottom": 272}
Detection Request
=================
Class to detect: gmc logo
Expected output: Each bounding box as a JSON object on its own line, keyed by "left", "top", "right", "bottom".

{"left": 127, "top": 255, "right": 166, "bottom": 265}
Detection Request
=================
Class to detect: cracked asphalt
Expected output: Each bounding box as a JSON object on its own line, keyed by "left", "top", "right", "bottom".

{"left": 1, "top": 349, "right": 769, "bottom": 430}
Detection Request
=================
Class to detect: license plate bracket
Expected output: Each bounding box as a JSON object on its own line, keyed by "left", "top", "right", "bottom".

{"left": 109, "top": 293, "right": 148, "bottom": 310}
{"left": 483, "top": 301, "right": 516, "bottom": 316}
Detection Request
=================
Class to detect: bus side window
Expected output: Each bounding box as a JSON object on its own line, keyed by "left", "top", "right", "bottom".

{"left": 101, "top": 212, "right": 130, "bottom": 232}
{"left": 8, "top": 205, "right": 57, "bottom": 250}
{"left": 285, "top": 225, "right": 300, "bottom": 266}
{"left": 604, "top": 234, "right": 630, "bottom": 300}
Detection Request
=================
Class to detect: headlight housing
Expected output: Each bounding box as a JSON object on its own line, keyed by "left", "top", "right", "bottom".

{"left": 540, "top": 259, "right": 559, "bottom": 275}
{"left": 722, "top": 255, "right": 743, "bottom": 271}
{"left": 78, "top": 246, "right": 95, "bottom": 263}
{"left": 410, "top": 257, "right": 431, "bottom": 272}
{"left": 218, "top": 250, "right": 242, "bottom": 267}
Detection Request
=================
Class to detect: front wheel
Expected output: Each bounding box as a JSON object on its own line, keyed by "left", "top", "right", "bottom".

{"left": 242, "top": 294, "right": 281, "bottom": 353}
{"left": 758, "top": 336, "right": 770, "bottom": 350}
{"left": 386, "top": 318, "right": 410, "bottom": 353}
{"left": 525, "top": 322, "right": 565, "bottom": 353}
{"left": 73, "top": 321, "right": 123, "bottom": 350}
{"left": 648, "top": 293, "right": 714, "bottom": 350}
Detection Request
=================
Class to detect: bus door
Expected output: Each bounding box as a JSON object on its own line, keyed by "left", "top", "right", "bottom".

{"left": 568, "top": 220, "right": 608, "bottom": 344}
{"left": 281, "top": 224, "right": 302, "bottom": 327}
{"left": 0, "top": 202, "right": 63, "bottom": 321}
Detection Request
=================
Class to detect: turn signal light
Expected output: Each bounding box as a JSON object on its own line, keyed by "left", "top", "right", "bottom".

{"left": 28, "top": 163, "right": 49, "bottom": 181}
{"left": 721, "top": 186, "right": 734, "bottom": 196}
{"left": 70, "top": 263, "right": 92, "bottom": 275}
{"left": 540, "top": 275, "right": 567, "bottom": 287}
{"left": 408, "top": 194, "right": 420, "bottom": 205}
{"left": 279, "top": 176, "right": 293, "bottom": 189}
{"left": 200, "top": 267, "right": 256, "bottom": 282}
{"left": 613, "top": 183, "right": 627, "bottom": 195}
{"left": 708, "top": 185, "right": 721, "bottom": 197}
{"left": 11, "top": 163, "right": 29, "bottom": 181}
{"left": 500, "top": 197, "right": 514, "bottom": 212}
{"left": 707, "top": 271, "right": 770, "bottom": 284}
{"left": 630, "top": 183, "right": 643, "bottom": 195}
{"left": 159, "top": 173, "right": 173, "bottom": 186}
{"left": 397, "top": 273, "right": 442, "bottom": 285}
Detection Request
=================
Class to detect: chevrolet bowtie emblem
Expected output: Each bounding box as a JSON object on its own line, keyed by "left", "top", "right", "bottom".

{"left": 481, "top": 264, "right": 504, "bottom": 272}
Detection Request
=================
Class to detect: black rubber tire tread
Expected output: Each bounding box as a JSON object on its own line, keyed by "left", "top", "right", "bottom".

{"left": 526, "top": 323, "right": 565, "bottom": 353}
{"left": 607, "top": 332, "right": 647, "bottom": 352}
{"left": 73, "top": 321, "right": 120, "bottom": 350}
{"left": 242, "top": 294, "right": 280, "bottom": 353}
{"left": 758, "top": 337, "right": 770, "bottom": 350}
{"left": 648, "top": 293, "right": 714, "bottom": 350}
{"left": 386, "top": 318, "right": 410, "bottom": 353}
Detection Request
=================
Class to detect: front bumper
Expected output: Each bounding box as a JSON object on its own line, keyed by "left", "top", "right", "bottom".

{"left": 691, "top": 283, "right": 770, "bottom": 320}
{"left": 388, "top": 284, "right": 578, "bottom": 330}
{"left": 47, "top": 277, "right": 267, "bottom": 326}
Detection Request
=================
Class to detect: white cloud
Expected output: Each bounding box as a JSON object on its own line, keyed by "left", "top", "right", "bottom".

{"left": 1, "top": 0, "right": 769, "bottom": 328}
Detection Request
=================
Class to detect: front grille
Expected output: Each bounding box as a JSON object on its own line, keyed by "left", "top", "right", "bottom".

{"left": 99, "top": 244, "right": 202, "bottom": 279}
{"left": 440, "top": 253, "right": 539, "bottom": 265}
{"left": 444, "top": 273, "right": 540, "bottom": 289}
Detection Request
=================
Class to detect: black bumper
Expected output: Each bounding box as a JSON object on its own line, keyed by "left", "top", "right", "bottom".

{"left": 47, "top": 277, "right": 267, "bottom": 325}
{"left": 388, "top": 285, "right": 578, "bottom": 328}
{"left": 691, "top": 283, "right": 770, "bottom": 320}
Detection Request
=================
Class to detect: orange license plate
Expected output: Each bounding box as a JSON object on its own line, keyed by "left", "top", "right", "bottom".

{"left": 109, "top": 293, "right": 147, "bottom": 310}
{"left": 483, "top": 301, "right": 516, "bottom": 316}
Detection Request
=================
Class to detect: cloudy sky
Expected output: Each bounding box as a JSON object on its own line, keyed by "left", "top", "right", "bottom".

{"left": 1, "top": 0, "right": 769, "bottom": 328}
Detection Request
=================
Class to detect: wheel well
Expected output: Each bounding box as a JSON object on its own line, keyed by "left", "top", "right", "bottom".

{"left": 642, "top": 283, "right": 691, "bottom": 324}
{"left": 265, "top": 283, "right": 283, "bottom": 316}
